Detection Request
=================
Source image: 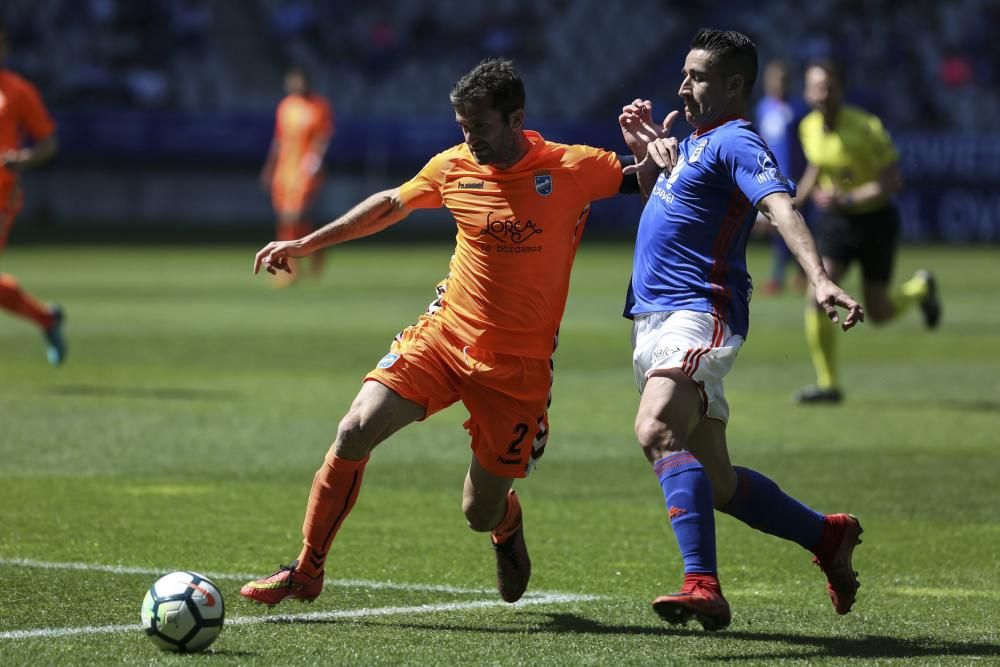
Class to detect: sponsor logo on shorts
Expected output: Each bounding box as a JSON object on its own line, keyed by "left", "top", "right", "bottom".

{"left": 376, "top": 353, "right": 399, "bottom": 369}
{"left": 652, "top": 345, "right": 681, "bottom": 362}
{"left": 458, "top": 181, "right": 484, "bottom": 190}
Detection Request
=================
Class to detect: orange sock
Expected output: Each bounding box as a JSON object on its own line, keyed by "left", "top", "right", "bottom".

{"left": 0, "top": 274, "right": 53, "bottom": 329}
{"left": 296, "top": 452, "right": 370, "bottom": 577}
{"left": 490, "top": 490, "right": 523, "bottom": 545}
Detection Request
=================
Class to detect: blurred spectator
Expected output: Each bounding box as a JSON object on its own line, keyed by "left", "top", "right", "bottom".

{"left": 0, "top": 0, "right": 994, "bottom": 130}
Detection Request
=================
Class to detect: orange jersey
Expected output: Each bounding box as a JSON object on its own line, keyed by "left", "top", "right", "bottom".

{"left": 0, "top": 69, "right": 55, "bottom": 192}
{"left": 398, "top": 131, "right": 622, "bottom": 359}
{"left": 273, "top": 93, "right": 333, "bottom": 189}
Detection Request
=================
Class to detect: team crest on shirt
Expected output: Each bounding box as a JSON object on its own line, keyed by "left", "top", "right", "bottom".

{"left": 534, "top": 173, "right": 553, "bottom": 196}
{"left": 376, "top": 353, "right": 399, "bottom": 369}
{"left": 689, "top": 138, "right": 709, "bottom": 163}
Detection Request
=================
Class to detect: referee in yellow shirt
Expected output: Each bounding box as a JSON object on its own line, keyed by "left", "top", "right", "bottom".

{"left": 793, "top": 61, "right": 940, "bottom": 404}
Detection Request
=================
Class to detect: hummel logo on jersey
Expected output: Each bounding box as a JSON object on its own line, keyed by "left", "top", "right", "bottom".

{"left": 480, "top": 211, "right": 543, "bottom": 244}
{"left": 458, "top": 181, "right": 484, "bottom": 190}
{"left": 668, "top": 506, "right": 688, "bottom": 520}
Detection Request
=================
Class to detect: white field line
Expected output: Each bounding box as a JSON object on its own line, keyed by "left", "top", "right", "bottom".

{"left": 0, "top": 594, "right": 600, "bottom": 642}
{"left": 0, "top": 558, "right": 602, "bottom": 642}
{"left": 0, "top": 557, "right": 504, "bottom": 595}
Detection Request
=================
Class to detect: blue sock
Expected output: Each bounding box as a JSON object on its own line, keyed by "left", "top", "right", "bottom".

{"left": 719, "top": 466, "right": 824, "bottom": 550}
{"left": 654, "top": 451, "right": 717, "bottom": 574}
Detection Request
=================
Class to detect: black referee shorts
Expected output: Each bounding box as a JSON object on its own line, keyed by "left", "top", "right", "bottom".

{"left": 816, "top": 204, "right": 900, "bottom": 283}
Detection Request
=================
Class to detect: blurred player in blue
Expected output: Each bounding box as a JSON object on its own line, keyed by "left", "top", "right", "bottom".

{"left": 754, "top": 59, "right": 806, "bottom": 295}
{"left": 619, "top": 29, "right": 865, "bottom": 631}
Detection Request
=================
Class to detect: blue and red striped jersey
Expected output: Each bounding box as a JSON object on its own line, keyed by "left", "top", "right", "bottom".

{"left": 624, "top": 118, "right": 795, "bottom": 338}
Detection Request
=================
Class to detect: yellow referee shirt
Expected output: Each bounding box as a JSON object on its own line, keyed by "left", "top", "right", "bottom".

{"left": 799, "top": 105, "right": 899, "bottom": 214}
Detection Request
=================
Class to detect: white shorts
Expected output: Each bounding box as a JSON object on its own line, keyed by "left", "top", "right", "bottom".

{"left": 631, "top": 310, "right": 744, "bottom": 423}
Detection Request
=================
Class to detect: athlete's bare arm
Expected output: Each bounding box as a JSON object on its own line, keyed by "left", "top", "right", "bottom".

{"left": 758, "top": 191, "right": 864, "bottom": 330}
{"left": 1, "top": 134, "right": 56, "bottom": 170}
{"left": 253, "top": 187, "right": 413, "bottom": 275}
{"left": 835, "top": 162, "right": 902, "bottom": 208}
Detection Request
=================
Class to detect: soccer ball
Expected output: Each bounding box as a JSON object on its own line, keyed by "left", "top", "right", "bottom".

{"left": 140, "top": 571, "right": 225, "bottom": 652}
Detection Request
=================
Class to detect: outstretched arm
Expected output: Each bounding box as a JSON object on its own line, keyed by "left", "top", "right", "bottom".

{"left": 1, "top": 134, "right": 57, "bottom": 170}
{"left": 758, "top": 191, "right": 864, "bottom": 330}
{"left": 253, "top": 187, "right": 412, "bottom": 275}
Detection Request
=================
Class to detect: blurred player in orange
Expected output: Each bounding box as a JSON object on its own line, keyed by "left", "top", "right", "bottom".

{"left": 260, "top": 65, "right": 333, "bottom": 285}
{"left": 240, "top": 58, "right": 629, "bottom": 607}
{"left": 0, "top": 22, "right": 63, "bottom": 365}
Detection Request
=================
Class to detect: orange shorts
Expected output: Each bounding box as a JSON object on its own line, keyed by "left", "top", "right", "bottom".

{"left": 271, "top": 171, "right": 321, "bottom": 215}
{"left": 365, "top": 314, "right": 552, "bottom": 479}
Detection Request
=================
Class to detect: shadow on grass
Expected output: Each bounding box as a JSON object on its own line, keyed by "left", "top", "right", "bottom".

{"left": 344, "top": 611, "right": 1000, "bottom": 661}
{"left": 865, "top": 397, "right": 1000, "bottom": 414}
{"left": 43, "top": 384, "right": 239, "bottom": 401}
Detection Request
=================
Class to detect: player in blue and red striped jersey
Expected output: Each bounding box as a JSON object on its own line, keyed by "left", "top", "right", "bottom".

{"left": 619, "top": 29, "right": 865, "bottom": 631}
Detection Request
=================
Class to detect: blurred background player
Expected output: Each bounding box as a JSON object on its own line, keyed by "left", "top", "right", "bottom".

{"left": 260, "top": 64, "right": 333, "bottom": 285}
{"left": 0, "top": 21, "right": 62, "bottom": 365}
{"left": 754, "top": 58, "right": 806, "bottom": 295}
{"left": 794, "top": 60, "right": 941, "bottom": 404}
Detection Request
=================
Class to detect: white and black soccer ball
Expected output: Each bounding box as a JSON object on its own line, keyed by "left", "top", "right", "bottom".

{"left": 140, "top": 571, "right": 224, "bottom": 652}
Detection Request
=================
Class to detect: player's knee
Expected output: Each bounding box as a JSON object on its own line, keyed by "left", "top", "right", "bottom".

{"left": 634, "top": 417, "right": 685, "bottom": 461}
{"left": 333, "top": 411, "right": 376, "bottom": 459}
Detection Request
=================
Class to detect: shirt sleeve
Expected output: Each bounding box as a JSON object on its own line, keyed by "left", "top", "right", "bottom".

{"left": 720, "top": 127, "right": 796, "bottom": 205}
{"left": 866, "top": 114, "right": 899, "bottom": 169}
{"left": 572, "top": 146, "right": 623, "bottom": 201}
{"left": 398, "top": 150, "right": 455, "bottom": 209}
{"left": 17, "top": 80, "right": 55, "bottom": 141}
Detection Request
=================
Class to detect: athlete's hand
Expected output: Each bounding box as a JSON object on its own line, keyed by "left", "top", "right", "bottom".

{"left": 619, "top": 99, "right": 655, "bottom": 159}
{"left": 0, "top": 149, "right": 23, "bottom": 169}
{"left": 814, "top": 280, "right": 865, "bottom": 330}
{"left": 253, "top": 240, "right": 308, "bottom": 275}
{"left": 623, "top": 136, "right": 680, "bottom": 175}
{"left": 620, "top": 104, "right": 680, "bottom": 175}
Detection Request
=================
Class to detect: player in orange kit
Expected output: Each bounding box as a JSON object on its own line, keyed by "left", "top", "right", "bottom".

{"left": 240, "top": 58, "right": 631, "bottom": 606}
{"left": 0, "top": 22, "right": 63, "bottom": 365}
{"left": 260, "top": 65, "right": 333, "bottom": 285}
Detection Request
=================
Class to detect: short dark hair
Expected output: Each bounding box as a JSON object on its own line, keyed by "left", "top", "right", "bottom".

{"left": 806, "top": 59, "right": 846, "bottom": 89}
{"left": 691, "top": 28, "right": 759, "bottom": 100}
{"left": 286, "top": 64, "right": 310, "bottom": 84}
{"left": 449, "top": 58, "right": 525, "bottom": 122}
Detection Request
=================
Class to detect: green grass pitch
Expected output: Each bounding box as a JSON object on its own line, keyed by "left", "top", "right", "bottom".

{"left": 1, "top": 242, "right": 998, "bottom": 665}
